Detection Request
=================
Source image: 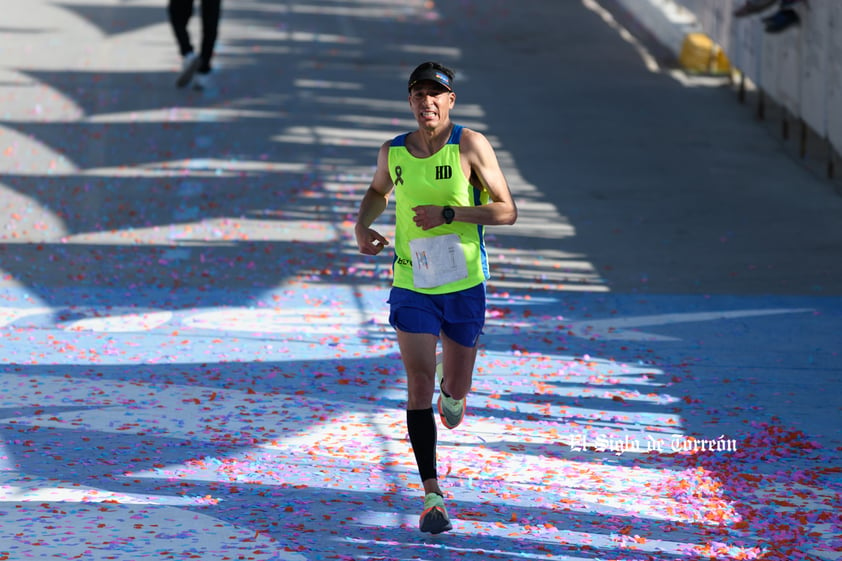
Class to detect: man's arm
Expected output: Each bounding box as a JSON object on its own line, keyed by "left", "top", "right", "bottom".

{"left": 412, "top": 128, "right": 517, "bottom": 230}
{"left": 355, "top": 141, "right": 394, "bottom": 255}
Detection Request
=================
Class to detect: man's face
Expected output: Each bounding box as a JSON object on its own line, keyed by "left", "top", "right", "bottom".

{"left": 409, "top": 81, "right": 455, "bottom": 129}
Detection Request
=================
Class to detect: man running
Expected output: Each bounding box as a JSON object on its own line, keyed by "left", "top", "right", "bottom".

{"left": 354, "top": 61, "right": 518, "bottom": 534}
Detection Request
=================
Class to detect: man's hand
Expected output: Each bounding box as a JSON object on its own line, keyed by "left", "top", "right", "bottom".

{"left": 412, "top": 205, "right": 447, "bottom": 230}
{"left": 355, "top": 224, "right": 389, "bottom": 255}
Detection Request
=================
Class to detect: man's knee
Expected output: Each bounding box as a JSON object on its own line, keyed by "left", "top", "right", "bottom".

{"left": 406, "top": 368, "right": 436, "bottom": 407}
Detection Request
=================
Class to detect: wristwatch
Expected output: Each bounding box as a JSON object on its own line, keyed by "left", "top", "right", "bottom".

{"left": 442, "top": 206, "right": 455, "bottom": 224}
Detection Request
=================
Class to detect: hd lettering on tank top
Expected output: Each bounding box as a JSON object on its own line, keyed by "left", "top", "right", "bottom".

{"left": 388, "top": 124, "right": 490, "bottom": 294}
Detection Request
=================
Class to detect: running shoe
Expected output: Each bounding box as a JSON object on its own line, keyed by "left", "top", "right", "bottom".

{"left": 193, "top": 70, "right": 212, "bottom": 91}
{"left": 419, "top": 492, "right": 452, "bottom": 534}
{"left": 436, "top": 360, "right": 465, "bottom": 429}
{"left": 176, "top": 52, "right": 201, "bottom": 88}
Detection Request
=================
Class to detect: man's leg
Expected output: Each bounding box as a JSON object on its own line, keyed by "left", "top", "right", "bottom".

{"left": 169, "top": 0, "right": 202, "bottom": 87}
{"left": 397, "top": 329, "right": 453, "bottom": 534}
{"left": 396, "top": 329, "right": 441, "bottom": 495}
{"left": 167, "top": 0, "right": 194, "bottom": 56}
{"left": 436, "top": 282, "right": 484, "bottom": 428}
{"left": 388, "top": 287, "right": 457, "bottom": 533}
{"left": 439, "top": 331, "right": 479, "bottom": 401}
{"left": 198, "top": 0, "right": 221, "bottom": 73}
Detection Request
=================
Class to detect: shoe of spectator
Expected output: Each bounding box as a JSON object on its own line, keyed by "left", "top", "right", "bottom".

{"left": 193, "top": 71, "right": 212, "bottom": 91}
{"left": 764, "top": 8, "right": 799, "bottom": 33}
{"left": 176, "top": 52, "right": 201, "bottom": 88}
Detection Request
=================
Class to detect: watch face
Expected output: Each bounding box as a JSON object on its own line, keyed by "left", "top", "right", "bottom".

{"left": 443, "top": 207, "right": 455, "bottom": 223}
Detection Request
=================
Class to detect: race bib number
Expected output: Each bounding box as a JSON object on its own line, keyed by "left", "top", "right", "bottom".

{"left": 409, "top": 234, "right": 468, "bottom": 289}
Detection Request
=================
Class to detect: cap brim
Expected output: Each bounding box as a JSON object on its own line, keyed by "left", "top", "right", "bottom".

{"left": 407, "top": 69, "right": 453, "bottom": 92}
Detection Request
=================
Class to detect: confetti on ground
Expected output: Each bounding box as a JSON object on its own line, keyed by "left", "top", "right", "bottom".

{"left": 1, "top": 284, "right": 839, "bottom": 559}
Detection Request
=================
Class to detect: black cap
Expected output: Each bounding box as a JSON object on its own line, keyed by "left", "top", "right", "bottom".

{"left": 407, "top": 62, "right": 454, "bottom": 92}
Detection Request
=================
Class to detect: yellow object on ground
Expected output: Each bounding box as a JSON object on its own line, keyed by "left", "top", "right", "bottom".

{"left": 679, "top": 32, "right": 731, "bottom": 74}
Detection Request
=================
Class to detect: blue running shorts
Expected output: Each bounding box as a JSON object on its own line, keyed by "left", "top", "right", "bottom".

{"left": 388, "top": 283, "right": 486, "bottom": 348}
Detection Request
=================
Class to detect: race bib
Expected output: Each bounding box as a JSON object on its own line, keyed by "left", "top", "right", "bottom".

{"left": 409, "top": 234, "right": 468, "bottom": 289}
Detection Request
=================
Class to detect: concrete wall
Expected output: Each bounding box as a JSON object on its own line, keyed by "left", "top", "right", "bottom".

{"left": 692, "top": 0, "right": 842, "bottom": 158}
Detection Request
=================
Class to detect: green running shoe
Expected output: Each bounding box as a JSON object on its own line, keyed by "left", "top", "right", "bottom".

{"left": 419, "top": 492, "right": 452, "bottom": 534}
{"left": 436, "top": 360, "right": 465, "bottom": 429}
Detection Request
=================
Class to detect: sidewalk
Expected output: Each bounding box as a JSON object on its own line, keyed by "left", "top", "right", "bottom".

{"left": 1, "top": 1, "right": 841, "bottom": 560}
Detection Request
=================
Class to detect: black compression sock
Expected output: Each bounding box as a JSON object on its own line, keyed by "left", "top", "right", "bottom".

{"left": 406, "top": 408, "right": 437, "bottom": 482}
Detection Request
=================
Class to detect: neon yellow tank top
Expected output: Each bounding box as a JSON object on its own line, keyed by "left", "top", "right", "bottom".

{"left": 388, "top": 124, "right": 490, "bottom": 294}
